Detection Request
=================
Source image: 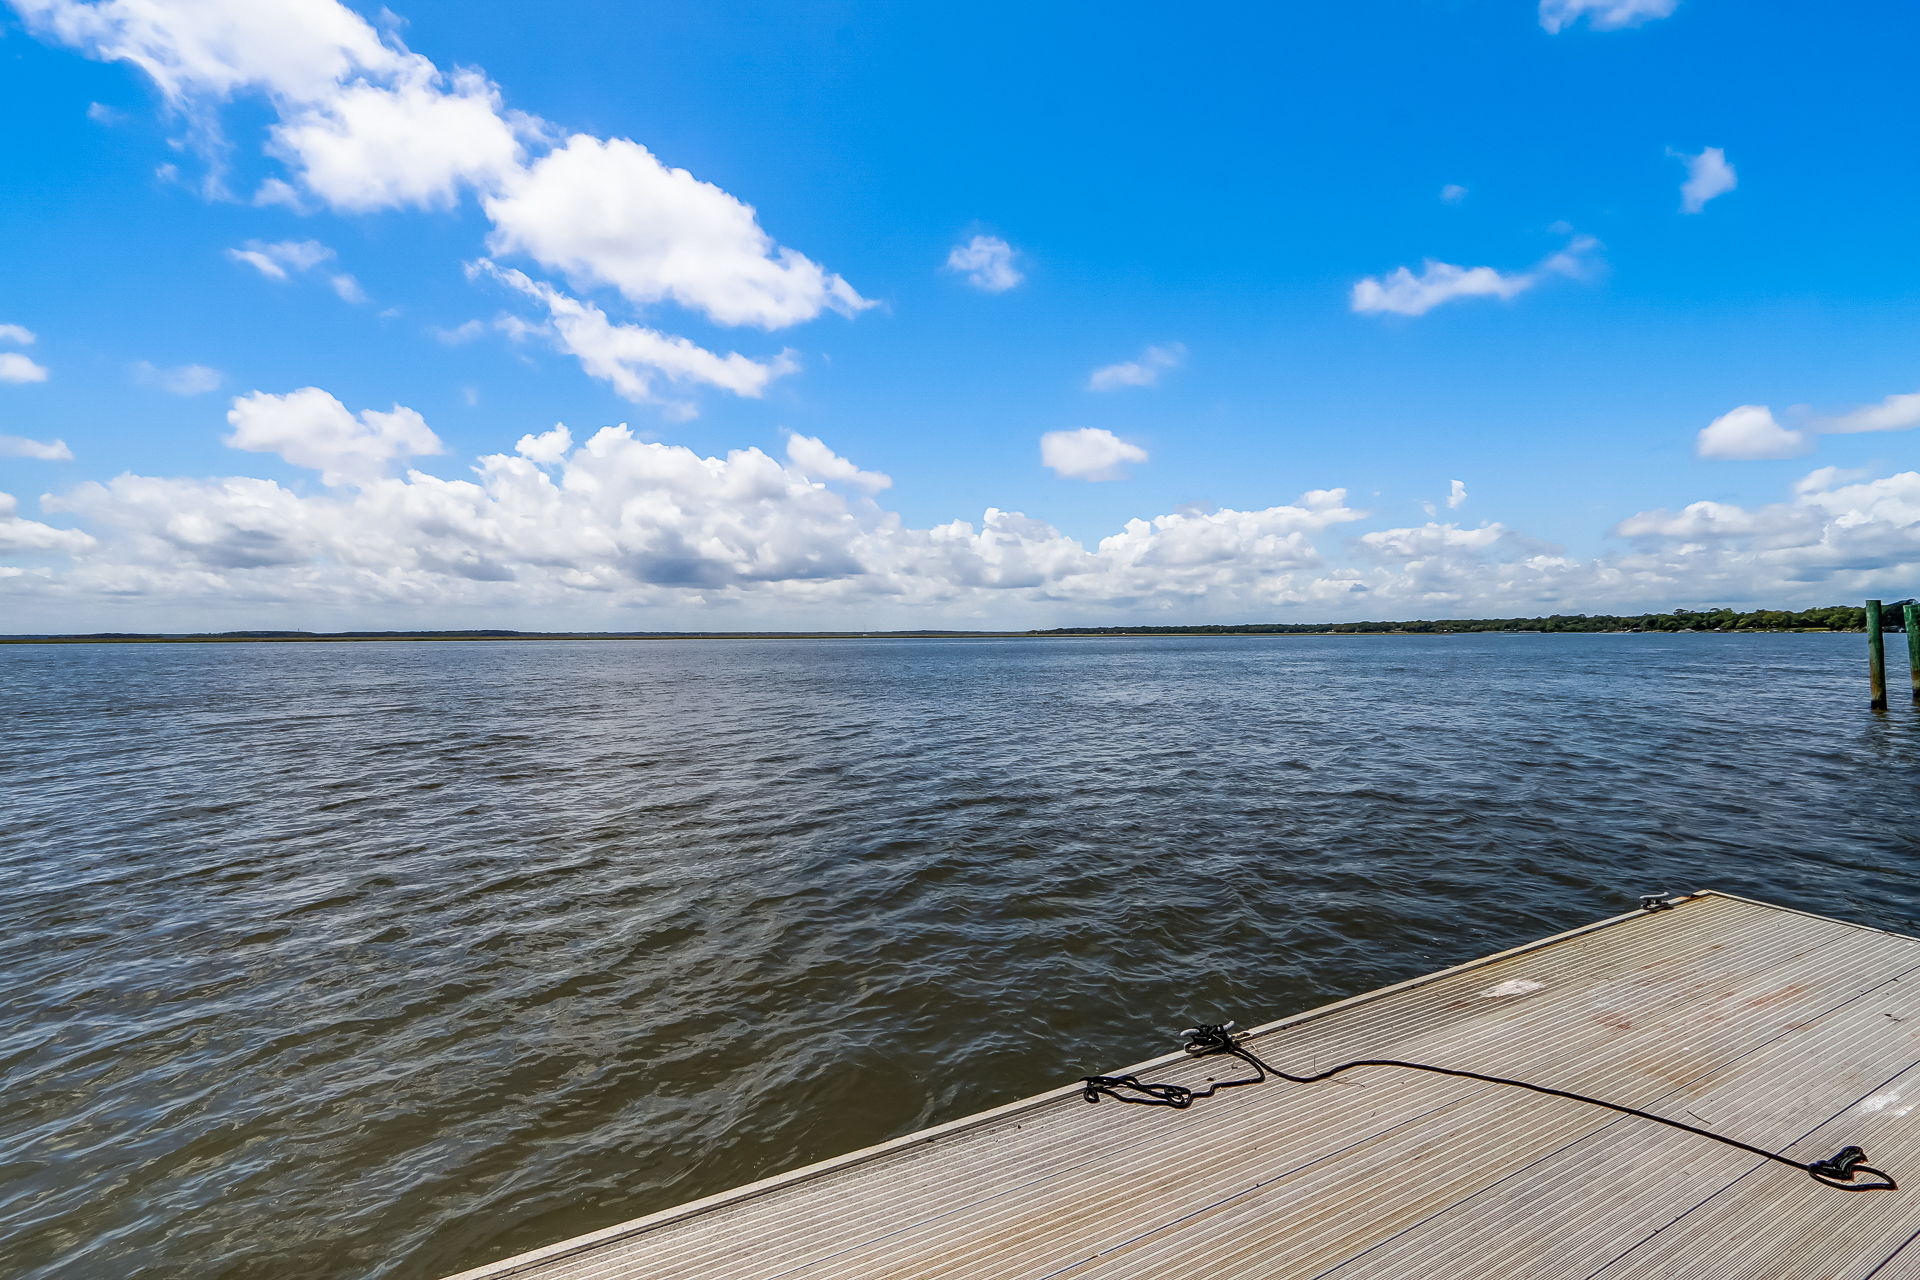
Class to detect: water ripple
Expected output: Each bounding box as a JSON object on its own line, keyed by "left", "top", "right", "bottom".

{"left": 3, "top": 634, "right": 1918, "bottom": 1278}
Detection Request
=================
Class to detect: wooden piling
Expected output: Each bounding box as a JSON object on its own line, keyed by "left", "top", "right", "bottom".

{"left": 1907, "top": 602, "right": 1920, "bottom": 703}
{"left": 1868, "top": 598, "right": 1887, "bottom": 710}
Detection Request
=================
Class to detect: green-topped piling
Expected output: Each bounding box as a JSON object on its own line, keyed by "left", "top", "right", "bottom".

{"left": 1868, "top": 599, "right": 1888, "bottom": 710}
{"left": 1907, "top": 603, "right": 1920, "bottom": 704}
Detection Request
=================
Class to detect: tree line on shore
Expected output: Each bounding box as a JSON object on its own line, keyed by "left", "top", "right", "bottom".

{"left": 13, "top": 603, "right": 1915, "bottom": 643}
{"left": 1036, "top": 604, "right": 1911, "bottom": 636}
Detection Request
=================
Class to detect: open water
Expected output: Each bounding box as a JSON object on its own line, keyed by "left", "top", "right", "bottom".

{"left": 3, "top": 634, "right": 1918, "bottom": 1278}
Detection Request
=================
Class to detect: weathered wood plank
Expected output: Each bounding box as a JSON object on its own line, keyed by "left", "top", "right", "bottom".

{"left": 442, "top": 892, "right": 1920, "bottom": 1280}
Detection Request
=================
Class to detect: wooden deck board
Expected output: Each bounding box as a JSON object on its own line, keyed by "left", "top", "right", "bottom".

{"left": 444, "top": 892, "right": 1920, "bottom": 1280}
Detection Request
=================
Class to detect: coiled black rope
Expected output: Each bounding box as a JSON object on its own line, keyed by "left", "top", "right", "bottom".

{"left": 1082, "top": 1022, "right": 1896, "bottom": 1192}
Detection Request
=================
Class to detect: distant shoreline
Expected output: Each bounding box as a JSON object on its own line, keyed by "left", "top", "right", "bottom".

{"left": 0, "top": 613, "right": 1886, "bottom": 646}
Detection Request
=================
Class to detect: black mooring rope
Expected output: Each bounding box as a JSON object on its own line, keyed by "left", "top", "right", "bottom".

{"left": 1081, "top": 1022, "right": 1896, "bottom": 1192}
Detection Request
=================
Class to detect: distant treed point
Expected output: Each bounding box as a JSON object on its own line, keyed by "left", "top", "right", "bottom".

{"left": 1039, "top": 605, "right": 1908, "bottom": 637}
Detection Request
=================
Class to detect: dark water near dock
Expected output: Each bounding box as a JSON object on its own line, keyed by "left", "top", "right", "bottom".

{"left": 4, "top": 634, "right": 1919, "bottom": 1279}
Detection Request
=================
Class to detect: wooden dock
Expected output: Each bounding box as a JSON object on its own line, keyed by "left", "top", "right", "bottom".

{"left": 445, "top": 891, "right": 1920, "bottom": 1279}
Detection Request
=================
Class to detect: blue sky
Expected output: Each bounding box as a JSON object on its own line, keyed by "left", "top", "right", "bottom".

{"left": 2, "top": 0, "right": 1918, "bottom": 631}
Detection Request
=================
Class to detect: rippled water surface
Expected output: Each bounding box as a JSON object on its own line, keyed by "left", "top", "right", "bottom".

{"left": 5, "top": 634, "right": 1920, "bottom": 1278}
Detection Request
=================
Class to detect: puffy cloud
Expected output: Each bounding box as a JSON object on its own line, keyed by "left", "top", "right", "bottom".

{"left": 41, "top": 428, "right": 888, "bottom": 591}
{"left": 134, "top": 361, "right": 222, "bottom": 395}
{"left": 1040, "top": 428, "right": 1148, "bottom": 482}
{"left": 1351, "top": 235, "right": 1598, "bottom": 317}
{"left": 26, "top": 0, "right": 521, "bottom": 215}
{"left": 0, "top": 491, "right": 93, "bottom": 553}
{"left": 1696, "top": 405, "right": 1811, "bottom": 460}
{"left": 484, "top": 136, "right": 868, "bottom": 330}
{"left": 1421, "top": 480, "right": 1470, "bottom": 518}
{"left": 1673, "top": 146, "right": 1736, "bottom": 214}
{"left": 1076, "top": 492, "right": 1361, "bottom": 599}
{"left": 0, "top": 324, "right": 35, "bottom": 345}
{"left": 269, "top": 66, "right": 526, "bottom": 211}
{"left": 9, "top": 415, "right": 1364, "bottom": 623}
{"left": 1440, "top": 184, "right": 1468, "bottom": 204}
{"left": 1691, "top": 388, "right": 1920, "bottom": 462}
{"left": 1612, "top": 469, "right": 1920, "bottom": 591}
{"left": 1088, "top": 343, "right": 1185, "bottom": 392}
{"left": 0, "top": 433, "right": 73, "bottom": 461}
{"left": 514, "top": 423, "right": 572, "bottom": 465}
{"left": 1359, "top": 521, "right": 1509, "bottom": 560}
{"left": 13, "top": 413, "right": 1920, "bottom": 629}
{"left": 1352, "top": 262, "right": 1524, "bottom": 316}
{"left": 9, "top": 0, "right": 404, "bottom": 105}
{"left": 945, "top": 235, "right": 1022, "bottom": 293}
{"left": 1797, "top": 469, "right": 1920, "bottom": 523}
{"left": 477, "top": 262, "right": 798, "bottom": 406}
{"left": 224, "top": 387, "right": 444, "bottom": 486}
{"left": 17, "top": 0, "right": 864, "bottom": 392}
{"left": 226, "top": 238, "right": 334, "bottom": 281}
{"left": 1353, "top": 523, "right": 1548, "bottom": 608}
{"left": 47, "top": 473, "right": 337, "bottom": 569}
{"left": 1615, "top": 500, "right": 1794, "bottom": 542}
{"left": 1794, "top": 466, "right": 1871, "bottom": 495}
{"left": 1821, "top": 390, "right": 1920, "bottom": 435}
{"left": 1539, "top": 0, "right": 1678, "bottom": 33}
{"left": 785, "top": 434, "right": 891, "bottom": 493}
{"left": 0, "top": 353, "right": 50, "bottom": 383}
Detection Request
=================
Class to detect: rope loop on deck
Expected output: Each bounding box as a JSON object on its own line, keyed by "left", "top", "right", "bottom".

{"left": 1807, "top": 1146, "right": 1897, "bottom": 1191}
{"left": 1082, "top": 1022, "right": 1897, "bottom": 1193}
{"left": 1079, "top": 1074, "right": 1195, "bottom": 1107}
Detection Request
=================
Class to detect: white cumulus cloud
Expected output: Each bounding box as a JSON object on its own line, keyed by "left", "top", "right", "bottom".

{"left": 0, "top": 433, "right": 74, "bottom": 461}
{"left": 476, "top": 262, "right": 799, "bottom": 406}
{"left": 14, "top": 414, "right": 1920, "bottom": 630}
{"left": 0, "top": 491, "right": 93, "bottom": 554}
{"left": 1351, "top": 235, "right": 1598, "bottom": 317}
{"left": 1673, "top": 146, "right": 1736, "bottom": 213}
{"left": 1691, "top": 386, "right": 1920, "bottom": 460}
{"left": 9, "top": 0, "right": 404, "bottom": 104}
{"left": 270, "top": 66, "right": 528, "bottom": 211}
{"left": 0, "top": 353, "right": 50, "bottom": 384}
{"left": 1041, "top": 428, "right": 1148, "bottom": 482}
{"left": 0, "top": 324, "right": 36, "bottom": 345}
{"left": 945, "top": 235, "right": 1023, "bottom": 293}
{"left": 1821, "top": 390, "right": 1920, "bottom": 435}
{"left": 514, "top": 423, "right": 572, "bottom": 466}
{"left": 1421, "top": 480, "right": 1469, "bottom": 517}
{"left": 483, "top": 135, "right": 867, "bottom": 330}
{"left": 15, "top": 0, "right": 865, "bottom": 409}
{"left": 17, "top": 429, "right": 1364, "bottom": 624}
{"left": 1440, "top": 184, "right": 1468, "bottom": 204}
{"left": 1611, "top": 468, "right": 1920, "bottom": 599}
{"left": 1696, "top": 405, "right": 1810, "bottom": 460}
{"left": 1539, "top": 0, "right": 1678, "bottom": 33}
{"left": 786, "top": 433, "right": 892, "bottom": 493}
{"left": 1088, "top": 343, "right": 1185, "bottom": 392}
{"left": 1359, "top": 522, "right": 1511, "bottom": 562}
{"left": 224, "top": 387, "right": 445, "bottom": 487}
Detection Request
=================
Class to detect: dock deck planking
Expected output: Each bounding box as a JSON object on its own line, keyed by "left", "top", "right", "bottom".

{"left": 443, "top": 892, "right": 1920, "bottom": 1280}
